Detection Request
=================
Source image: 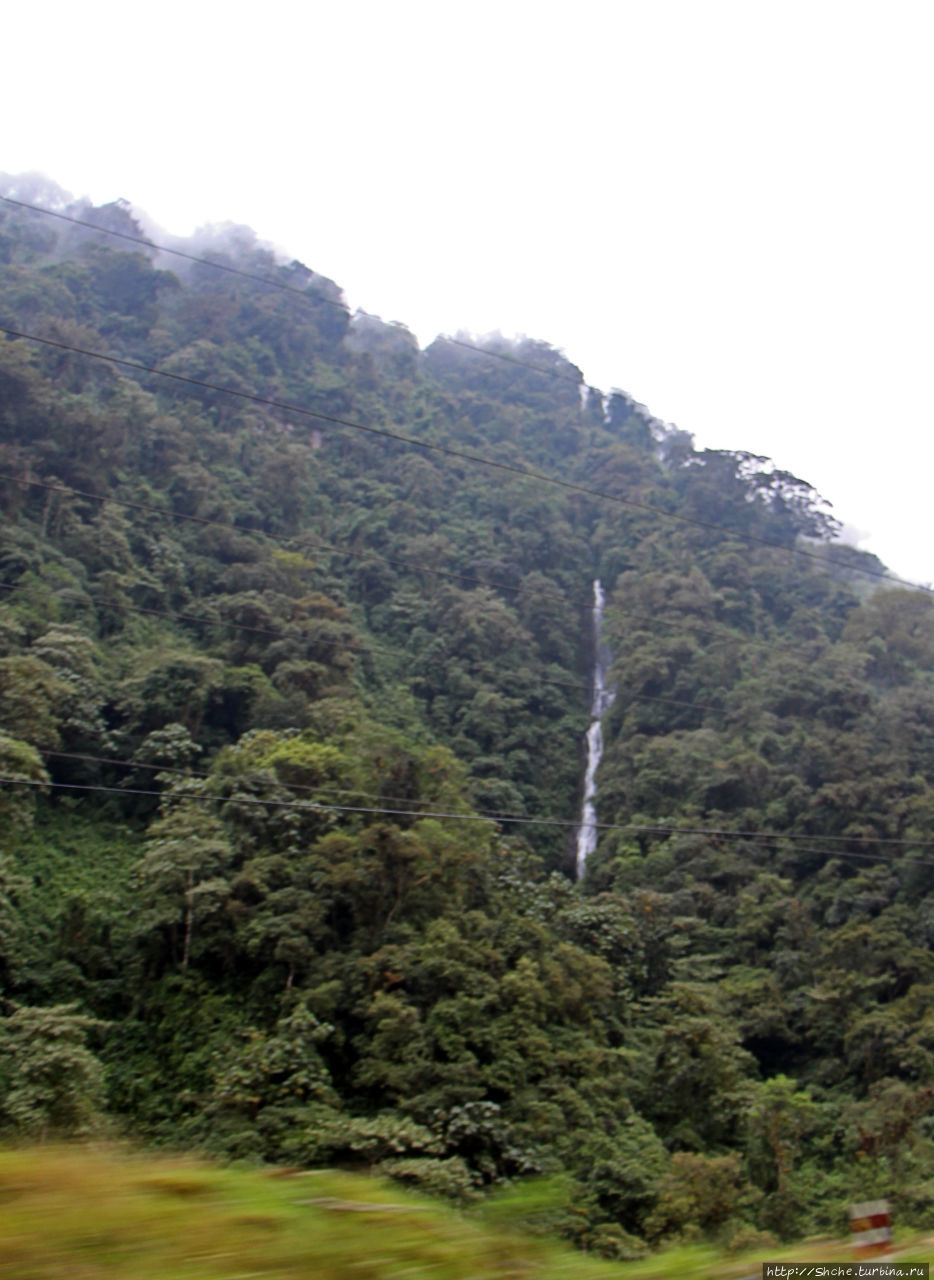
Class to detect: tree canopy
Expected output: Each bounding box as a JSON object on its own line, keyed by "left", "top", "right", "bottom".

{"left": 0, "top": 192, "right": 930, "bottom": 1255}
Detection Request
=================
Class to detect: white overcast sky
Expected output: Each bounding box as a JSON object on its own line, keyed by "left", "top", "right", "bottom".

{"left": 5, "top": 0, "right": 933, "bottom": 582}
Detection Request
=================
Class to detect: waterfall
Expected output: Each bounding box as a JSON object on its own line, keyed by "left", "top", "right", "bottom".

{"left": 575, "top": 579, "right": 615, "bottom": 878}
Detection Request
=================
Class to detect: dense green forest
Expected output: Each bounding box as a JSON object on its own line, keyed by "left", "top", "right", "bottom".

{"left": 1, "top": 184, "right": 934, "bottom": 1259}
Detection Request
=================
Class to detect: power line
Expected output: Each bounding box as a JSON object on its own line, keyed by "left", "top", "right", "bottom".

{"left": 4, "top": 180, "right": 925, "bottom": 613}
{"left": 39, "top": 749, "right": 934, "bottom": 848}
{"left": 0, "top": 325, "right": 921, "bottom": 595}
{"left": 2, "top": 208, "right": 908, "bottom": 652}
{"left": 1, "top": 195, "right": 588, "bottom": 389}
{"left": 43, "top": 749, "right": 443, "bottom": 810}
{"left": 3, "top": 195, "right": 918, "bottom": 605}
{"left": 0, "top": 195, "right": 350, "bottom": 315}
{"left": 5, "top": 202, "right": 927, "bottom": 876}
{"left": 2, "top": 775, "right": 492, "bottom": 823}
{"left": 444, "top": 336, "right": 584, "bottom": 387}
{"left": 0, "top": 482, "right": 732, "bottom": 712}
{"left": 6, "top": 774, "right": 934, "bottom": 869}
{"left": 0, "top": 227, "right": 919, "bottom": 739}
{"left": 712, "top": 836, "right": 934, "bottom": 871}
{"left": 42, "top": 748, "right": 568, "bottom": 826}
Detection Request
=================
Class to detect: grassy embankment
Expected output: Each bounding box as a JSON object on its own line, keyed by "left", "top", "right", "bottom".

{"left": 1, "top": 1146, "right": 932, "bottom": 1279}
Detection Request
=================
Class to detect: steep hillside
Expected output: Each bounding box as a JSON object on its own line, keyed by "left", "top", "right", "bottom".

{"left": 1, "top": 187, "right": 932, "bottom": 1254}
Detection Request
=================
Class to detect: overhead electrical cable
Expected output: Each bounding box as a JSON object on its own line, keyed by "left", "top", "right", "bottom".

{"left": 37, "top": 749, "right": 934, "bottom": 848}
{"left": 5, "top": 774, "right": 934, "bottom": 870}
{"left": 2, "top": 193, "right": 915, "bottom": 607}
{"left": 1, "top": 775, "right": 499, "bottom": 823}
{"left": 0, "top": 325, "right": 922, "bottom": 595}
{"left": 43, "top": 749, "right": 442, "bottom": 810}
{"left": 3, "top": 201, "right": 923, "bottom": 872}
{"left": 0, "top": 195, "right": 589, "bottom": 386}
{"left": 9, "top": 184, "right": 929, "bottom": 544}
{"left": 444, "top": 337, "right": 585, "bottom": 387}
{"left": 713, "top": 838, "right": 931, "bottom": 870}
{"left": 3, "top": 201, "right": 906, "bottom": 689}
{"left": 0, "top": 212, "right": 917, "bottom": 735}
{"left": 0, "top": 195, "right": 350, "bottom": 313}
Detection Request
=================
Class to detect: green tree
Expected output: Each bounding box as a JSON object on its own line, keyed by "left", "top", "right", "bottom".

{"left": 644, "top": 1151, "right": 760, "bottom": 1242}
{"left": 0, "top": 1003, "right": 105, "bottom": 1138}
{"left": 746, "top": 1075, "right": 818, "bottom": 1194}
{"left": 0, "top": 854, "right": 28, "bottom": 991}
{"left": 0, "top": 733, "right": 49, "bottom": 839}
{"left": 131, "top": 799, "right": 235, "bottom": 972}
{"left": 0, "top": 655, "right": 70, "bottom": 748}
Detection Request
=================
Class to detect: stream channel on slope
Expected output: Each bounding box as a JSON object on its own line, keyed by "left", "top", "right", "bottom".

{"left": 574, "top": 579, "right": 616, "bottom": 878}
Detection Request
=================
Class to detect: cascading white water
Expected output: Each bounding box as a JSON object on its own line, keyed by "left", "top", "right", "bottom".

{"left": 575, "top": 579, "right": 616, "bottom": 878}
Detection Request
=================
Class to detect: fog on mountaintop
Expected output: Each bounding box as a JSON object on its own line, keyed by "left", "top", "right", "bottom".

{"left": 0, "top": 171, "right": 898, "bottom": 585}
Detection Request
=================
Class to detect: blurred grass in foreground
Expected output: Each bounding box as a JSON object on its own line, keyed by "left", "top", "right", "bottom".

{"left": 0, "top": 1145, "right": 629, "bottom": 1280}
{"left": 0, "top": 1146, "right": 931, "bottom": 1279}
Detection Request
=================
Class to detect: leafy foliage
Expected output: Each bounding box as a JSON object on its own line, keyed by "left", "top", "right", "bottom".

{"left": 0, "top": 190, "right": 930, "bottom": 1250}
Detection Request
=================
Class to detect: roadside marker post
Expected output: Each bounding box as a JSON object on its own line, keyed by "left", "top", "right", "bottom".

{"left": 849, "top": 1199, "right": 892, "bottom": 1258}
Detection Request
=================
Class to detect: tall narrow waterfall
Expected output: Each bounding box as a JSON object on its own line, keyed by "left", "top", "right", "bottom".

{"left": 575, "top": 579, "right": 616, "bottom": 878}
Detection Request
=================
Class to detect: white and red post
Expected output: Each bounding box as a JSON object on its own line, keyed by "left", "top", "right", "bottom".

{"left": 849, "top": 1199, "right": 892, "bottom": 1258}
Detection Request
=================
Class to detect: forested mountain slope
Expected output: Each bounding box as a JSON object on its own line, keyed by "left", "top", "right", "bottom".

{"left": 1, "top": 186, "right": 932, "bottom": 1256}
